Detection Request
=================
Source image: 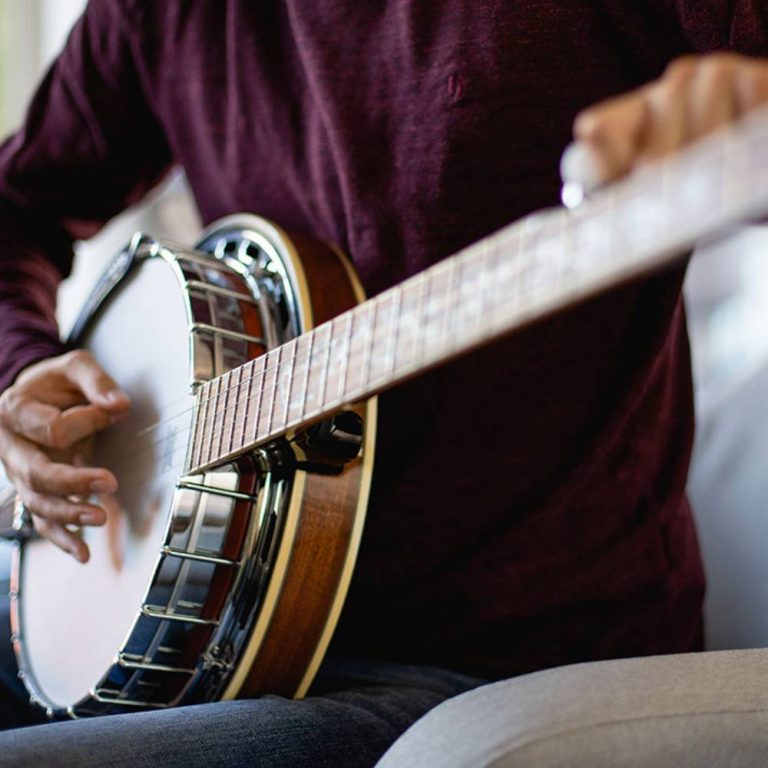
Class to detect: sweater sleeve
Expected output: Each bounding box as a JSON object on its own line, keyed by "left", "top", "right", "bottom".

{"left": 0, "top": 0, "right": 173, "bottom": 391}
{"left": 667, "top": 1, "right": 768, "bottom": 55}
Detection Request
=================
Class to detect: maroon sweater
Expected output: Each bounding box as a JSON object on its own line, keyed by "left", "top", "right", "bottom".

{"left": 1, "top": 1, "right": 764, "bottom": 679}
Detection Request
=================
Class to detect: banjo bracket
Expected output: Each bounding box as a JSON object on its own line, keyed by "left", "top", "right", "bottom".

{"left": 292, "top": 410, "right": 364, "bottom": 475}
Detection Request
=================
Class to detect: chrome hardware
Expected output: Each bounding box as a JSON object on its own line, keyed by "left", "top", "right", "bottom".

{"left": 304, "top": 411, "right": 364, "bottom": 463}
{"left": 0, "top": 487, "right": 35, "bottom": 541}
{"left": 117, "top": 653, "right": 195, "bottom": 675}
{"left": 12, "top": 496, "right": 32, "bottom": 536}
{"left": 196, "top": 217, "right": 304, "bottom": 352}
{"left": 161, "top": 546, "right": 240, "bottom": 567}
{"left": 91, "top": 690, "right": 168, "bottom": 709}
{"left": 140, "top": 605, "right": 221, "bottom": 626}
{"left": 202, "top": 643, "right": 235, "bottom": 673}
{"left": 176, "top": 479, "right": 257, "bottom": 502}
{"left": 68, "top": 233, "right": 154, "bottom": 345}
{"left": 185, "top": 281, "right": 259, "bottom": 304}
{"left": 189, "top": 322, "right": 266, "bottom": 347}
{"left": 292, "top": 410, "right": 365, "bottom": 475}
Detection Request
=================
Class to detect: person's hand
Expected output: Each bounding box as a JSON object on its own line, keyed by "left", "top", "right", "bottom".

{"left": 573, "top": 53, "right": 768, "bottom": 186}
{"left": 0, "top": 350, "right": 130, "bottom": 563}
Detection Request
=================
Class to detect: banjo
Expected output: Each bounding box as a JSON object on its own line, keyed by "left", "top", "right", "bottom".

{"left": 3, "top": 106, "right": 768, "bottom": 719}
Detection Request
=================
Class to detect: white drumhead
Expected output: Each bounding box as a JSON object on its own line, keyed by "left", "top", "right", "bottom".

{"left": 19, "top": 255, "right": 193, "bottom": 709}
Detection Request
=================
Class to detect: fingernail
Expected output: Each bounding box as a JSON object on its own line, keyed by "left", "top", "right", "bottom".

{"left": 90, "top": 479, "right": 116, "bottom": 494}
{"left": 79, "top": 511, "right": 105, "bottom": 526}
{"left": 73, "top": 548, "right": 89, "bottom": 564}
{"left": 106, "top": 390, "right": 130, "bottom": 407}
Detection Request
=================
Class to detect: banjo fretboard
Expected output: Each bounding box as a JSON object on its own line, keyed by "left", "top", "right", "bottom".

{"left": 188, "top": 105, "right": 768, "bottom": 472}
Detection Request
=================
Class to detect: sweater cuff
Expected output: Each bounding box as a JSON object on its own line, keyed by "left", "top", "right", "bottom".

{"left": 0, "top": 337, "right": 68, "bottom": 393}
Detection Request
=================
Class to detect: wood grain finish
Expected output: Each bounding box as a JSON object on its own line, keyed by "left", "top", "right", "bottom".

{"left": 226, "top": 232, "right": 376, "bottom": 699}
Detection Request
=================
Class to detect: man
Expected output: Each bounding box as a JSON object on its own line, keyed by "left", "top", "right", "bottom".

{"left": 0, "top": 1, "right": 765, "bottom": 765}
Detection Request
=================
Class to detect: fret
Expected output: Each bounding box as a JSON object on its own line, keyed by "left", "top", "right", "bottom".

{"left": 267, "top": 346, "right": 282, "bottom": 435}
{"left": 257, "top": 348, "right": 278, "bottom": 438}
{"left": 288, "top": 334, "right": 312, "bottom": 425}
{"left": 245, "top": 356, "right": 264, "bottom": 440}
{"left": 367, "top": 295, "right": 389, "bottom": 385}
{"left": 412, "top": 272, "right": 430, "bottom": 369}
{"left": 336, "top": 311, "right": 353, "bottom": 404}
{"left": 237, "top": 359, "right": 255, "bottom": 448}
{"left": 604, "top": 183, "right": 620, "bottom": 286}
{"left": 305, "top": 323, "right": 331, "bottom": 417}
{"left": 549, "top": 210, "right": 570, "bottom": 307}
{"left": 318, "top": 322, "right": 332, "bottom": 410}
{"left": 421, "top": 263, "right": 452, "bottom": 357}
{"left": 213, "top": 371, "right": 232, "bottom": 461}
{"left": 323, "top": 318, "right": 341, "bottom": 407}
{"left": 452, "top": 252, "right": 475, "bottom": 340}
{"left": 277, "top": 339, "right": 297, "bottom": 433}
{"left": 438, "top": 258, "right": 458, "bottom": 357}
{"left": 512, "top": 217, "right": 545, "bottom": 314}
{"left": 348, "top": 300, "right": 375, "bottom": 401}
{"left": 199, "top": 380, "right": 214, "bottom": 468}
{"left": 475, "top": 239, "right": 493, "bottom": 327}
{"left": 540, "top": 215, "right": 573, "bottom": 315}
{"left": 298, "top": 331, "right": 314, "bottom": 420}
{"left": 393, "top": 276, "right": 421, "bottom": 374}
{"left": 516, "top": 218, "right": 559, "bottom": 312}
{"left": 454, "top": 240, "right": 489, "bottom": 341}
{"left": 565, "top": 201, "right": 611, "bottom": 285}
{"left": 189, "top": 382, "right": 208, "bottom": 470}
{"left": 385, "top": 285, "right": 402, "bottom": 377}
{"left": 226, "top": 369, "right": 240, "bottom": 450}
{"left": 226, "top": 366, "right": 243, "bottom": 454}
{"left": 486, "top": 230, "right": 520, "bottom": 328}
{"left": 203, "top": 377, "right": 222, "bottom": 466}
{"left": 186, "top": 393, "right": 199, "bottom": 471}
{"left": 613, "top": 176, "right": 665, "bottom": 268}
{"left": 240, "top": 359, "right": 258, "bottom": 448}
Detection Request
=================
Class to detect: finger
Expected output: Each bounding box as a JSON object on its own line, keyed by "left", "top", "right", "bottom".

{"left": 0, "top": 395, "right": 61, "bottom": 441}
{"left": 1, "top": 433, "right": 117, "bottom": 497}
{"left": 33, "top": 517, "right": 90, "bottom": 564}
{"left": 6, "top": 399, "right": 116, "bottom": 450}
{"left": 735, "top": 60, "right": 768, "bottom": 113}
{"left": 17, "top": 483, "right": 107, "bottom": 527}
{"left": 49, "top": 404, "right": 118, "bottom": 450}
{"left": 687, "top": 57, "right": 739, "bottom": 141}
{"left": 30, "top": 460, "right": 117, "bottom": 498}
{"left": 60, "top": 350, "right": 130, "bottom": 413}
{"left": 574, "top": 86, "right": 650, "bottom": 182}
{"left": 633, "top": 60, "right": 697, "bottom": 165}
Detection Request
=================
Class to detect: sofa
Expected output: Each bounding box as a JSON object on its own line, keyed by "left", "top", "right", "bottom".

{"left": 376, "top": 287, "right": 768, "bottom": 767}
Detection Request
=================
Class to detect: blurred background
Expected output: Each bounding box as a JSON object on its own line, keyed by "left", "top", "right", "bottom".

{"left": 0, "top": 0, "right": 200, "bottom": 333}
{"left": 0, "top": 0, "right": 768, "bottom": 650}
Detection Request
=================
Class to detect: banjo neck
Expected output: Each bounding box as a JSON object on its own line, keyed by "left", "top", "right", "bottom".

{"left": 189, "top": 105, "right": 768, "bottom": 473}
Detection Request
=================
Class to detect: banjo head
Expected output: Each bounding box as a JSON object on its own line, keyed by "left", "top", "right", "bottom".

{"left": 17, "top": 253, "right": 194, "bottom": 710}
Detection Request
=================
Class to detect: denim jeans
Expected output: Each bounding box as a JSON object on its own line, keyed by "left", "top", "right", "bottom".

{"left": 0, "top": 599, "right": 483, "bottom": 767}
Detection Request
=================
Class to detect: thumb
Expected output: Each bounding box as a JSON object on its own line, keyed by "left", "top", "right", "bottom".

{"left": 573, "top": 86, "right": 650, "bottom": 184}
{"left": 62, "top": 351, "right": 130, "bottom": 412}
